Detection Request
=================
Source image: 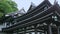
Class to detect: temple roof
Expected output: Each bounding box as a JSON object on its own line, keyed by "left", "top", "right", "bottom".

{"left": 2, "top": 0, "right": 60, "bottom": 32}
{"left": 5, "top": 8, "right": 26, "bottom": 17}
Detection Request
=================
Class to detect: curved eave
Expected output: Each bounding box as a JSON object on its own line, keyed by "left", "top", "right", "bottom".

{"left": 2, "top": 13, "right": 53, "bottom": 32}
{"left": 14, "top": 5, "right": 55, "bottom": 25}
{"left": 2, "top": 5, "right": 55, "bottom": 32}
{"left": 14, "top": 0, "right": 52, "bottom": 21}
{"left": 3, "top": 2, "right": 60, "bottom": 32}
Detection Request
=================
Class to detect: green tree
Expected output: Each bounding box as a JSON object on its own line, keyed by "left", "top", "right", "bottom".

{"left": 0, "top": 0, "right": 18, "bottom": 17}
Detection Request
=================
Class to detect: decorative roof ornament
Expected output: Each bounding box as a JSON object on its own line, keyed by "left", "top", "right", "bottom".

{"left": 31, "top": 2, "right": 36, "bottom": 7}
{"left": 44, "top": 0, "right": 48, "bottom": 1}
{"left": 27, "top": 2, "right": 36, "bottom": 12}
{"left": 54, "top": 0, "right": 58, "bottom": 5}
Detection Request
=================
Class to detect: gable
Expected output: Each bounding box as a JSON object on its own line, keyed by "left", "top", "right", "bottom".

{"left": 27, "top": 0, "right": 52, "bottom": 13}
{"left": 27, "top": 2, "right": 36, "bottom": 12}
{"left": 37, "top": 0, "right": 52, "bottom": 10}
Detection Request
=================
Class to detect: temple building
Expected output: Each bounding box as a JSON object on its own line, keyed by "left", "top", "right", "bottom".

{"left": 1, "top": 0, "right": 60, "bottom": 34}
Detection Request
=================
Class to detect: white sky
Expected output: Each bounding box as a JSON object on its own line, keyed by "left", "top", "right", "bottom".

{"left": 12, "top": 0, "right": 60, "bottom": 12}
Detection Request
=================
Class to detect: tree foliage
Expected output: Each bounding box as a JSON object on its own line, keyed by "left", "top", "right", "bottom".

{"left": 0, "top": 0, "right": 18, "bottom": 17}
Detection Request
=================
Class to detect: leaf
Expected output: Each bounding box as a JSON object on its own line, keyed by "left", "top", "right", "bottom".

{"left": 0, "top": 0, "right": 18, "bottom": 18}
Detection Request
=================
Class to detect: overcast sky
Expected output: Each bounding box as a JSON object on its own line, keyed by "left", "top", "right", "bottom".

{"left": 12, "top": 0, "right": 60, "bottom": 12}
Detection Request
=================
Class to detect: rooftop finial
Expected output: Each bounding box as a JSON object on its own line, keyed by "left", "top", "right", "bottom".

{"left": 45, "top": 0, "right": 48, "bottom": 1}
{"left": 54, "top": 0, "right": 58, "bottom": 4}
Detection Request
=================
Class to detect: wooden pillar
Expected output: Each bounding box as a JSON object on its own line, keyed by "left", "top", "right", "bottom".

{"left": 7, "top": 32, "right": 13, "bottom": 34}
{"left": 44, "top": 26, "right": 47, "bottom": 34}
{"left": 57, "top": 26, "right": 59, "bottom": 34}
{"left": 35, "top": 24, "right": 37, "bottom": 34}
{"left": 40, "top": 32, "right": 42, "bottom": 34}
{"left": 56, "top": 24, "right": 60, "bottom": 34}
{"left": 29, "top": 32, "right": 31, "bottom": 34}
{"left": 16, "top": 29, "right": 19, "bottom": 34}
{"left": 16, "top": 31, "right": 18, "bottom": 34}
{"left": 24, "top": 28, "right": 26, "bottom": 34}
{"left": 7, "top": 33, "right": 13, "bottom": 34}
{"left": 47, "top": 24, "right": 52, "bottom": 34}
{"left": 44, "top": 31, "right": 47, "bottom": 34}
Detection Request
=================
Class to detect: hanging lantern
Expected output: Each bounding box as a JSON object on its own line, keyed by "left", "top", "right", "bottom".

{"left": 52, "top": 16, "right": 58, "bottom": 21}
